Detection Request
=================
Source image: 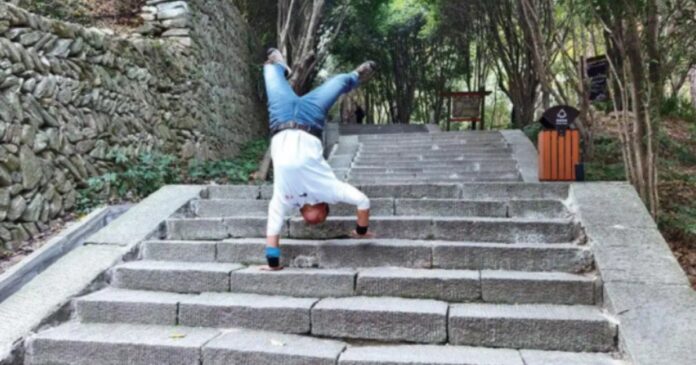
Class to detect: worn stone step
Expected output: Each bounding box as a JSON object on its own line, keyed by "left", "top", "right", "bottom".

{"left": 480, "top": 270, "right": 597, "bottom": 305}
{"left": 204, "top": 328, "right": 347, "bottom": 365}
{"left": 203, "top": 183, "right": 569, "bottom": 201}
{"left": 356, "top": 149, "right": 513, "bottom": 158}
{"left": 348, "top": 170, "right": 521, "bottom": 179}
{"left": 339, "top": 345, "right": 524, "bottom": 365}
{"left": 77, "top": 288, "right": 184, "bottom": 325}
{"left": 353, "top": 160, "right": 517, "bottom": 169}
{"left": 166, "top": 216, "right": 577, "bottom": 242}
{"left": 519, "top": 350, "right": 627, "bottom": 365}
{"left": 113, "top": 260, "right": 244, "bottom": 293}
{"left": 350, "top": 163, "right": 520, "bottom": 174}
{"left": 143, "top": 239, "right": 592, "bottom": 273}
{"left": 348, "top": 175, "right": 522, "bottom": 184}
{"left": 179, "top": 292, "right": 317, "bottom": 333}
{"left": 206, "top": 184, "right": 272, "bottom": 200}
{"left": 76, "top": 288, "right": 318, "bottom": 333}
{"left": 432, "top": 241, "right": 593, "bottom": 273}
{"left": 25, "top": 322, "right": 221, "bottom": 365}
{"left": 339, "top": 346, "right": 625, "bottom": 365}
{"left": 192, "top": 198, "right": 395, "bottom": 218}
{"left": 192, "top": 198, "right": 565, "bottom": 219}
{"left": 230, "top": 266, "right": 356, "bottom": 297}
{"left": 354, "top": 154, "right": 515, "bottom": 163}
{"left": 311, "top": 296, "right": 448, "bottom": 343}
{"left": 355, "top": 267, "right": 480, "bottom": 302}
{"left": 448, "top": 303, "right": 617, "bottom": 352}
{"left": 355, "top": 183, "right": 569, "bottom": 200}
{"left": 356, "top": 267, "right": 595, "bottom": 304}
{"left": 358, "top": 141, "right": 510, "bottom": 149}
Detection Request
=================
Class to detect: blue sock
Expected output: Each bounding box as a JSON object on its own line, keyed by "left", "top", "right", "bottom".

{"left": 266, "top": 246, "right": 281, "bottom": 267}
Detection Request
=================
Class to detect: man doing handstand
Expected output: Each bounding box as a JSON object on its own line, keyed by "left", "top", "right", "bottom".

{"left": 263, "top": 49, "right": 378, "bottom": 270}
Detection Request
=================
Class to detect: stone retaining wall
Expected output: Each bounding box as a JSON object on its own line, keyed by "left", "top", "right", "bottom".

{"left": 0, "top": 1, "right": 266, "bottom": 250}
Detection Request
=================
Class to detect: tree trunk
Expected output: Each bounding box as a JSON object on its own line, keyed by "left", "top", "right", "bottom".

{"left": 690, "top": 67, "right": 696, "bottom": 109}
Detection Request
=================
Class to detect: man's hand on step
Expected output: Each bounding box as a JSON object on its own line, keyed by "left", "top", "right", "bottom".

{"left": 350, "top": 229, "right": 376, "bottom": 239}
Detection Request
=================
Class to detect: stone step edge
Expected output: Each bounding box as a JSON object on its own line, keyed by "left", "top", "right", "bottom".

{"left": 110, "top": 260, "right": 597, "bottom": 303}
{"left": 75, "top": 288, "right": 610, "bottom": 327}
{"left": 26, "top": 322, "right": 626, "bottom": 365}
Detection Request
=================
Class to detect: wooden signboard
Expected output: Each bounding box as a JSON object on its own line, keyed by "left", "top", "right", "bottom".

{"left": 444, "top": 91, "right": 491, "bottom": 131}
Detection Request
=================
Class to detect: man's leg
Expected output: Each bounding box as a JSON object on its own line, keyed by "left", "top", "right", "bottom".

{"left": 301, "top": 72, "right": 360, "bottom": 116}
{"left": 264, "top": 63, "right": 299, "bottom": 127}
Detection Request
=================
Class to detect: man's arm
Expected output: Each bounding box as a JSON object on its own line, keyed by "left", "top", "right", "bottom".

{"left": 335, "top": 182, "right": 373, "bottom": 237}
{"left": 266, "top": 195, "right": 289, "bottom": 269}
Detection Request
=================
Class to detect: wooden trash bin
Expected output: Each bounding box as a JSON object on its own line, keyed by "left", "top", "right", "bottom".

{"left": 538, "top": 130, "right": 581, "bottom": 181}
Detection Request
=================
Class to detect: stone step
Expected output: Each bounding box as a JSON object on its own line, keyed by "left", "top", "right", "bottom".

{"left": 356, "top": 267, "right": 596, "bottom": 304}
{"left": 311, "top": 296, "right": 449, "bottom": 343}
{"left": 26, "top": 322, "right": 626, "bottom": 365}
{"left": 347, "top": 176, "right": 523, "bottom": 184}
{"left": 203, "top": 183, "right": 570, "bottom": 201}
{"left": 203, "top": 328, "right": 347, "bottom": 365}
{"left": 351, "top": 159, "right": 518, "bottom": 168}
{"left": 448, "top": 303, "right": 617, "bottom": 352}
{"left": 112, "top": 260, "right": 244, "bottom": 293}
{"left": 165, "top": 216, "right": 578, "bottom": 242}
{"left": 143, "top": 239, "right": 593, "bottom": 273}
{"left": 25, "top": 322, "right": 221, "bottom": 365}
{"left": 354, "top": 153, "right": 515, "bottom": 161}
{"left": 358, "top": 141, "right": 510, "bottom": 149}
{"left": 354, "top": 183, "right": 569, "bottom": 200}
{"left": 191, "top": 198, "right": 568, "bottom": 219}
{"left": 347, "top": 171, "right": 522, "bottom": 181}
{"left": 340, "top": 346, "right": 625, "bottom": 365}
{"left": 349, "top": 163, "right": 520, "bottom": 173}
{"left": 356, "top": 149, "right": 514, "bottom": 157}
{"left": 115, "top": 261, "right": 594, "bottom": 304}
{"left": 230, "top": 267, "right": 357, "bottom": 297}
{"left": 76, "top": 288, "right": 318, "bottom": 333}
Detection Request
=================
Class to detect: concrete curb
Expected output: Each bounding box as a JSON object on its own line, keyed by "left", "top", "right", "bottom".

{"left": 500, "top": 130, "right": 539, "bottom": 182}
{"left": 86, "top": 185, "right": 204, "bottom": 248}
{"left": 570, "top": 182, "right": 696, "bottom": 365}
{"left": 0, "top": 185, "right": 204, "bottom": 364}
{"left": 0, "top": 205, "right": 129, "bottom": 304}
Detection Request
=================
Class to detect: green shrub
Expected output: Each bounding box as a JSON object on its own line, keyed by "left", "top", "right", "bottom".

{"left": 77, "top": 139, "right": 269, "bottom": 213}
{"left": 661, "top": 96, "right": 696, "bottom": 124}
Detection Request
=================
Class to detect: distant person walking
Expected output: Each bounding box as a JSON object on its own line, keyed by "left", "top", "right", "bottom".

{"left": 262, "top": 48, "right": 378, "bottom": 270}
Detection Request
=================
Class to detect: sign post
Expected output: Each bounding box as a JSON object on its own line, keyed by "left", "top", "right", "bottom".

{"left": 584, "top": 56, "right": 609, "bottom": 102}
{"left": 443, "top": 90, "right": 491, "bottom": 131}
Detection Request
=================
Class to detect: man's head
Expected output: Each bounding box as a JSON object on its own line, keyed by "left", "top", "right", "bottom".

{"left": 300, "top": 203, "right": 330, "bottom": 225}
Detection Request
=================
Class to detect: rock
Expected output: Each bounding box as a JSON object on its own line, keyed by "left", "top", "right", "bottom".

{"left": 0, "top": 188, "right": 9, "bottom": 220}
{"left": 48, "top": 39, "right": 73, "bottom": 57}
{"left": 162, "top": 17, "right": 190, "bottom": 28}
{"left": 0, "top": 226, "right": 12, "bottom": 242}
{"left": 18, "top": 31, "right": 42, "bottom": 46}
{"left": 63, "top": 190, "right": 76, "bottom": 210}
{"left": 10, "top": 225, "right": 30, "bottom": 247}
{"left": 49, "top": 193, "right": 62, "bottom": 218}
{"left": 0, "top": 165, "right": 12, "bottom": 187}
{"left": 23, "top": 222, "right": 40, "bottom": 238}
{"left": 20, "top": 145, "right": 43, "bottom": 190}
{"left": 34, "top": 76, "right": 57, "bottom": 99}
{"left": 0, "top": 20, "right": 10, "bottom": 34}
{"left": 162, "top": 28, "right": 189, "bottom": 37}
{"left": 21, "top": 193, "right": 44, "bottom": 222}
{"left": 8, "top": 195, "right": 26, "bottom": 221}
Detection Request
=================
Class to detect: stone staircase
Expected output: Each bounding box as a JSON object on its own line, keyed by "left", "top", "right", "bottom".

{"left": 329, "top": 131, "right": 523, "bottom": 184}
{"left": 24, "top": 131, "right": 627, "bottom": 365}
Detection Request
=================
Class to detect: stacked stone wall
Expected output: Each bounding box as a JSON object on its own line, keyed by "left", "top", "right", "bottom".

{"left": 0, "top": 1, "right": 266, "bottom": 249}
